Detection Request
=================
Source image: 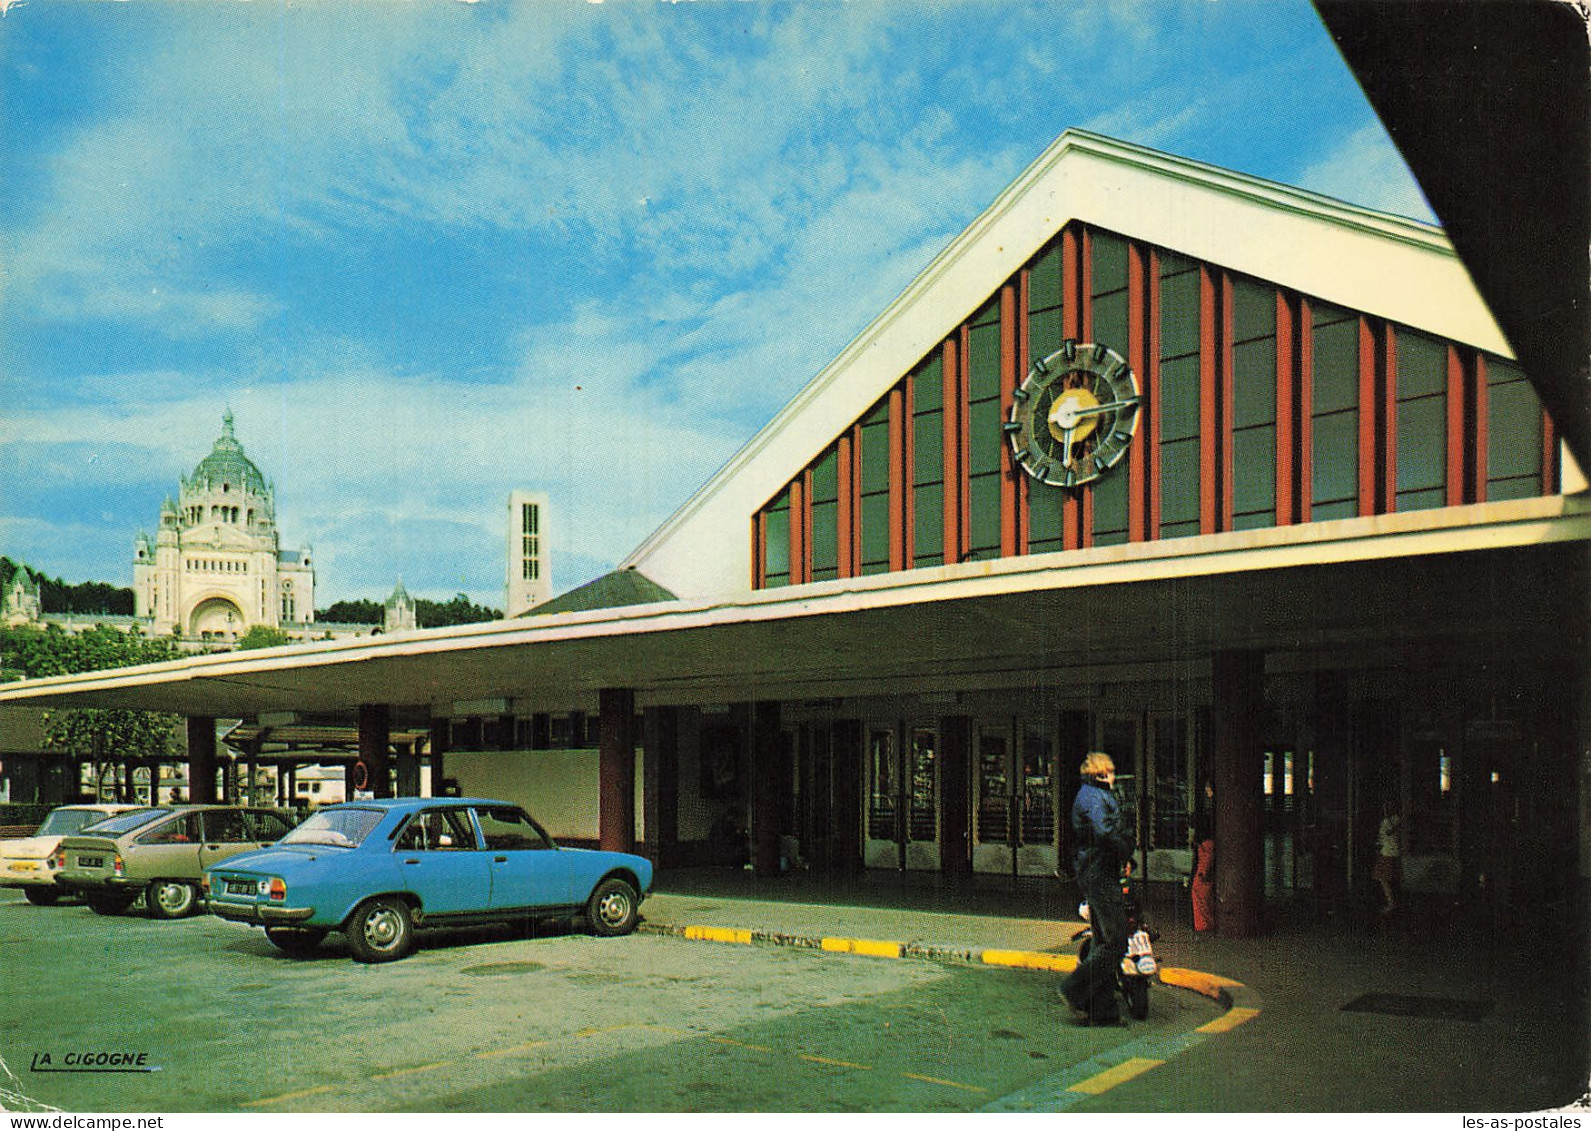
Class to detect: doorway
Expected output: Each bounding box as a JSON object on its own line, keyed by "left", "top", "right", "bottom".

{"left": 864, "top": 722, "right": 940, "bottom": 871}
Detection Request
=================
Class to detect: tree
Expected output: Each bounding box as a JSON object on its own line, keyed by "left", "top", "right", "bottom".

{"left": 416, "top": 593, "right": 503, "bottom": 628}
{"left": 236, "top": 625, "right": 291, "bottom": 650}
{"left": 317, "top": 599, "right": 383, "bottom": 624}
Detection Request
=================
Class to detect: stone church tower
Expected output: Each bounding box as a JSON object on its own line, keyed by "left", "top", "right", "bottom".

{"left": 133, "top": 412, "right": 316, "bottom": 640}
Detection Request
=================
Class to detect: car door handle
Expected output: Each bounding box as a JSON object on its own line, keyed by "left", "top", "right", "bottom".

{"left": 494, "top": 856, "right": 508, "bottom": 863}
{"left": 402, "top": 858, "right": 421, "bottom": 865}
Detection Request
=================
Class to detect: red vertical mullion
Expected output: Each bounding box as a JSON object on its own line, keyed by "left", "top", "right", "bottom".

{"left": 1357, "top": 317, "right": 1378, "bottom": 517}
{"left": 1219, "top": 271, "right": 1234, "bottom": 532}
{"left": 788, "top": 473, "right": 807, "bottom": 585}
{"left": 1382, "top": 327, "right": 1398, "bottom": 512}
{"left": 1473, "top": 353, "right": 1490, "bottom": 500}
{"left": 958, "top": 329, "right": 971, "bottom": 562}
{"left": 1198, "top": 265, "right": 1220, "bottom": 534}
{"left": 1079, "top": 229, "right": 1095, "bottom": 547}
{"left": 837, "top": 432, "right": 855, "bottom": 577}
{"left": 942, "top": 336, "right": 962, "bottom": 566}
{"left": 850, "top": 423, "right": 863, "bottom": 571}
{"left": 1147, "top": 250, "right": 1163, "bottom": 539}
{"left": 888, "top": 385, "right": 906, "bottom": 571}
{"left": 1275, "top": 290, "right": 1297, "bottom": 526}
{"left": 1127, "top": 242, "right": 1149, "bottom": 542}
{"left": 1445, "top": 345, "right": 1467, "bottom": 506}
{"left": 1016, "top": 270, "right": 1032, "bottom": 556}
{"left": 752, "top": 511, "right": 766, "bottom": 589}
{"left": 1000, "top": 280, "right": 1021, "bottom": 558}
{"left": 1543, "top": 405, "right": 1559, "bottom": 494}
{"left": 1062, "top": 226, "right": 1084, "bottom": 550}
{"left": 1298, "top": 298, "right": 1314, "bottom": 524}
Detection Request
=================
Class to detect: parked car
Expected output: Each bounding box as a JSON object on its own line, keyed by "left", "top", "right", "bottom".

{"left": 204, "top": 797, "right": 654, "bottom": 963}
{"left": 55, "top": 805, "right": 295, "bottom": 918}
{"left": 1, "top": 804, "right": 143, "bottom": 905}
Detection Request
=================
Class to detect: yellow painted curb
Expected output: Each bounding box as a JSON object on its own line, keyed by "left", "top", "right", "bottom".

{"left": 1157, "top": 966, "right": 1245, "bottom": 1000}
{"left": 685, "top": 925, "right": 753, "bottom": 944}
{"left": 980, "top": 949, "right": 1076, "bottom": 973}
{"left": 821, "top": 936, "right": 902, "bottom": 958}
{"left": 1196, "top": 1006, "right": 1261, "bottom": 1033}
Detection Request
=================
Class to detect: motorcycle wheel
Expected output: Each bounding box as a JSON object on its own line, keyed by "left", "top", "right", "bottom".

{"left": 1125, "top": 976, "right": 1150, "bottom": 1020}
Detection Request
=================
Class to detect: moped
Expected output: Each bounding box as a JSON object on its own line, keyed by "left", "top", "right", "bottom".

{"left": 1072, "top": 865, "right": 1160, "bottom": 1020}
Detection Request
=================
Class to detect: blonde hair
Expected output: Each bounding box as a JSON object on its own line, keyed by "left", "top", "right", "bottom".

{"left": 1079, "top": 751, "right": 1115, "bottom": 779}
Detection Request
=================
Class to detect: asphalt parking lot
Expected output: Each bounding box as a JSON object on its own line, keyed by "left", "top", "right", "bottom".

{"left": 0, "top": 892, "right": 1221, "bottom": 1113}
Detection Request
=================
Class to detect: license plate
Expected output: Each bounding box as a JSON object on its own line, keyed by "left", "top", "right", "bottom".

{"left": 8, "top": 861, "right": 40, "bottom": 872}
{"left": 77, "top": 856, "right": 104, "bottom": 869}
{"left": 225, "top": 880, "right": 257, "bottom": 896}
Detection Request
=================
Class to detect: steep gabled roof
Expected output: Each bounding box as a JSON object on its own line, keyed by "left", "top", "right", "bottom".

{"left": 622, "top": 129, "right": 1506, "bottom": 599}
{"left": 523, "top": 568, "right": 677, "bottom": 617}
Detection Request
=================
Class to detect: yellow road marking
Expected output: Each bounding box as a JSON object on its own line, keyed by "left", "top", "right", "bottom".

{"left": 685, "top": 925, "right": 753, "bottom": 944}
{"left": 902, "top": 1072, "right": 987, "bottom": 1093}
{"left": 1196, "top": 1006, "right": 1261, "bottom": 1033}
{"left": 981, "top": 949, "right": 1075, "bottom": 972}
{"left": 475, "top": 1040, "right": 552, "bottom": 1059}
{"left": 709, "top": 1036, "right": 778, "bottom": 1054}
{"left": 799, "top": 1054, "right": 873, "bottom": 1070}
{"left": 370, "top": 1062, "right": 448, "bottom": 1080}
{"left": 1068, "top": 1056, "right": 1165, "bottom": 1095}
{"left": 243, "top": 1084, "right": 338, "bottom": 1107}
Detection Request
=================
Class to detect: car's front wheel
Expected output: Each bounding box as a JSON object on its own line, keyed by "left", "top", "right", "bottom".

{"left": 345, "top": 897, "right": 414, "bottom": 963}
{"left": 23, "top": 887, "right": 61, "bottom": 906}
{"left": 585, "top": 877, "right": 640, "bottom": 937}
{"left": 87, "top": 892, "right": 136, "bottom": 916}
{"left": 265, "top": 926, "right": 328, "bottom": 956}
{"left": 147, "top": 880, "right": 200, "bottom": 920}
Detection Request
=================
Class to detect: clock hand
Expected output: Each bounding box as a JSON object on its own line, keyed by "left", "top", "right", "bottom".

{"left": 1064, "top": 397, "right": 1142, "bottom": 421}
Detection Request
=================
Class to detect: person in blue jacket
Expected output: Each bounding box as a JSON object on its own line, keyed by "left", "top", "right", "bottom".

{"left": 1061, "top": 751, "right": 1137, "bottom": 1025}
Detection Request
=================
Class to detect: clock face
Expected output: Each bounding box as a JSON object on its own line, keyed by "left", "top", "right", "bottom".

{"left": 1005, "top": 340, "right": 1142, "bottom": 487}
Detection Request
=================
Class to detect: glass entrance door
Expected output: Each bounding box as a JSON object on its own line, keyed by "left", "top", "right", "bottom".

{"left": 1100, "top": 715, "right": 1143, "bottom": 873}
{"left": 973, "top": 726, "right": 1012, "bottom": 874}
{"left": 864, "top": 723, "right": 940, "bottom": 871}
{"left": 973, "top": 720, "right": 1060, "bottom": 875}
{"left": 1016, "top": 723, "right": 1059, "bottom": 875}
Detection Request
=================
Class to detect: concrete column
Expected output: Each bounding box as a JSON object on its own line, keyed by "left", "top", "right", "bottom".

{"left": 1212, "top": 650, "right": 1265, "bottom": 937}
{"left": 751, "top": 701, "right": 783, "bottom": 877}
{"left": 599, "top": 688, "right": 637, "bottom": 853}
{"left": 357, "top": 704, "right": 392, "bottom": 799}
{"left": 187, "top": 717, "right": 217, "bottom": 803}
{"left": 395, "top": 740, "right": 421, "bottom": 797}
{"left": 642, "top": 707, "right": 680, "bottom": 868}
{"left": 429, "top": 718, "right": 450, "bottom": 796}
{"left": 940, "top": 716, "right": 972, "bottom": 880}
{"left": 832, "top": 720, "right": 864, "bottom": 875}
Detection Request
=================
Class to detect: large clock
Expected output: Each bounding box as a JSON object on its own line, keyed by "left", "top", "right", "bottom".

{"left": 1005, "top": 340, "right": 1142, "bottom": 487}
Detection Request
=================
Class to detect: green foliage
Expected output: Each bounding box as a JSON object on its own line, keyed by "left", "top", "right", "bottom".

{"left": 317, "top": 599, "right": 383, "bottom": 624}
{"left": 235, "top": 625, "right": 292, "bottom": 650}
{"left": 0, "top": 556, "right": 134, "bottom": 616}
{"left": 1, "top": 623, "right": 181, "bottom": 763}
{"left": 416, "top": 593, "right": 502, "bottom": 628}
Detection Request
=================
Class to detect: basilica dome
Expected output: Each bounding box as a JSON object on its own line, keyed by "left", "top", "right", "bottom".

{"left": 188, "top": 411, "right": 269, "bottom": 496}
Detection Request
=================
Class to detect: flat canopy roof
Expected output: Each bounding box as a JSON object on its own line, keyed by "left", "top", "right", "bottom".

{"left": 1, "top": 497, "right": 1585, "bottom": 723}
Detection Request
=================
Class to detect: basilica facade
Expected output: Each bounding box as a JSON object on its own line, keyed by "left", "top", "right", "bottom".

{"left": 133, "top": 413, "right": 318, "bottom": 641}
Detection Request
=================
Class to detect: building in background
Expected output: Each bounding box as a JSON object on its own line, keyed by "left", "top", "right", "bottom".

{"left": 505, "top": 489, "right": 551, "bottom": 616}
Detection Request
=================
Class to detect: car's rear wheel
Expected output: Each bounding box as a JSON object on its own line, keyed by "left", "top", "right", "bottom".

{"left": 147, "top": 880, "right": 199, "bottom": 920}
{"left": 345, "top": 897, "right": 414, "bottom": 963}
{"left": 585, "top": 877, "right": 640, "bottom": 937}
{"left": 265, "top": 926, "right": 328, "bottom": 955}
{"left": 23, "top": 887, "right": 61, "bottom": 906}
{"left": 87, "top": 892, "right": 136, "bottom": 916}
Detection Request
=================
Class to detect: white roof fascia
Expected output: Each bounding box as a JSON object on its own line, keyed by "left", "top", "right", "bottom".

{"left": 622, "top": 130, "right": 1508, "bottom": 599}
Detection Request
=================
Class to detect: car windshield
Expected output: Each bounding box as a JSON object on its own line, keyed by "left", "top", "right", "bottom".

{"left": 37, "top": 809, "right": 121, "bottom": 837}
{"left": 71, "top": 808, "right": 167, "bottom": 837}
{"left": 281, "top": 808, "right": 385, "bottom": 848}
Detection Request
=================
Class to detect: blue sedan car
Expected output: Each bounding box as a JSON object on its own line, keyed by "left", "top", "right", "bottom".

{"left": 203, "top": 797, "right": 653, "bottom": 963}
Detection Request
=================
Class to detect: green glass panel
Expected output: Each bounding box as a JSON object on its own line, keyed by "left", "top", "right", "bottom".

{"left": 914, "top": 482, "right": 944, "bottom": 566}
{"left": 1312, "top": 318, "right": 1359, "bottom": 415}
{"left": 970, "top": 398, "right": 1004, "bottom": 476}
{"left": 810, "top": 500, "right": 838, "bottom": 575}
{"left": 1312, "top": 410, "right": 1358, "bottom": 507}
{"left": 1030, "top": 307, "right": 1065, "bottom": 366}
{"left": 1487, "top": 357, "right": 1525, "bottom": 387}
{"left": 971, "top": 295, "right": 1000, "bottom": 328}
{"left": 1395, "top": 486, "right": 1446, "bottom": 513}
{"left": 1488, "top": 378, "right": 1544, "bottom": 484}
{"left": 969, "top": 473, "right": 1001, "bottom": 553}
{"left": 764, "top": 507, "right": 790, "bottom": 580}
{"left": 1231, "top": 425, "right": 1275, "bottom": 518}
{"left": 1231, "top": 278, "right": 1275, "bottom": 344}
{"left": 1232, "top": 509, "right": 1275, "bottom": 531}
{"left": 1029, "top": 537, "right": 1065, "bottom": 556}
{"left": 1396, "top": 394, "right": 1446, "bottom": 494}
{"left": 1029, "top": 243, "right": 1063, "bottom": 313}
{"left": 1488, "top": 476, "right": 1540, "bottom": 501}
{"left": 1160, "top": 436, "right": 1199, "bottom": 527}
{"left": 1160, "top": 269, "right": 1200, "bottom": 360}
{"left": 1091, "top": 231, "right": 1128, "bottom": 296}
{"left": 1312, "top": 499, "right": 1357, "bottom": 521}
{"left": 860, "top": 493, "right": 890, "bottom": 569}
{"left": 1160, "top": 519, "right": 1199, "bottom": 540}
{"left": 1093, "top": 289, "right": 1128, "bottom": 355}
{"left": 1159, "top": 250, "right": 1195, "bottom": 278}
{"left": 1029, "top": 482, "right": 1067, "bottom": 545}
{"left": 1398, "top": 330, "right": 1447, "bottom": 400}
{"left": 913, "top": 354, "right": 944, "bottom": 413}
{"left": 1160, "top": 355, "right": 1200, "bottom": 442}
{"left": 860, "top": 420, "right": 891, "bottom": 495}
{"left": 863, "top": 397, "right": 891, "bottom": 427}
{"left": 1233, "top": 338, "right": 1277, "bottom": 430}
{"left": 1092, "top": 466, "right": 1129, "bottom": 541}
{"left": 913, "top": 409, "right": 943, "bottom": 487}
{"left": 1312, "top": 301, "right": 1354, "bottom": 329}
{"left": 968, "top": 322, "right": 1001, "bottom": 403}
{"left": 811, "top": 448, "right": 839, "bottom": 503}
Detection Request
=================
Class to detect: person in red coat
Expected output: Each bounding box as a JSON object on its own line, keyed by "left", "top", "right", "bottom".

{"left": 1190, "top": 814, "right": 1215, "bottom": 932}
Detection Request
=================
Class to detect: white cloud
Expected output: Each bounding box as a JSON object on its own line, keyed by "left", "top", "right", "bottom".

{"left": 1292, "top": 123, "right": 1436, "bottom": 222}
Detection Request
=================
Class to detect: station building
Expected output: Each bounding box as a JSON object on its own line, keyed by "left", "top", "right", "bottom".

{"left": 2, "top": 131, "right": 1586, "bottom": 937}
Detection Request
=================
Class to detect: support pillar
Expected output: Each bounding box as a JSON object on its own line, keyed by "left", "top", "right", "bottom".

{"left": 599, "top": 688, "right": 637, "bottom": 853}
{"left": 357, "top": 704, "right": 392, "bottom": 799}
{"left": 940, "top": 716, "right": 972, "bottom": 880}
{"left": 643, "top": 706, "right": 680, "bottom": 868}
{"left": 187, "top": 717, "right": 217, "bottom": 803}
{"left": 429, "top": 718, "right": 451, "bottom": 797}
{"left": 1212, "top": 650, "right": 1265, "bottom": 937}
{"left": 751, "top": 701, "right": 782, "bottom": 877}
{"left": 832, "top": 720, "right": 864, "bottom": 875}
{"left": 395, "top": 740, "right": 421, "bottom": 797}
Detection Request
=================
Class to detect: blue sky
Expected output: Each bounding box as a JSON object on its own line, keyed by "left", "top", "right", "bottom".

{"left": 0, "top": 0, "right": 1433, "bottom": 610}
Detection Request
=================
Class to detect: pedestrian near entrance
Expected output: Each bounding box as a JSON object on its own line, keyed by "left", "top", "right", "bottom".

{"left": 1190, "top": 815, "right": 1215, "bottom": 932}
{"left": 1060, "top": 752, "right": 1136, "bottom": 1025}
{"left": 1374, "top": 800, "right": 1401, "bottom": 914}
